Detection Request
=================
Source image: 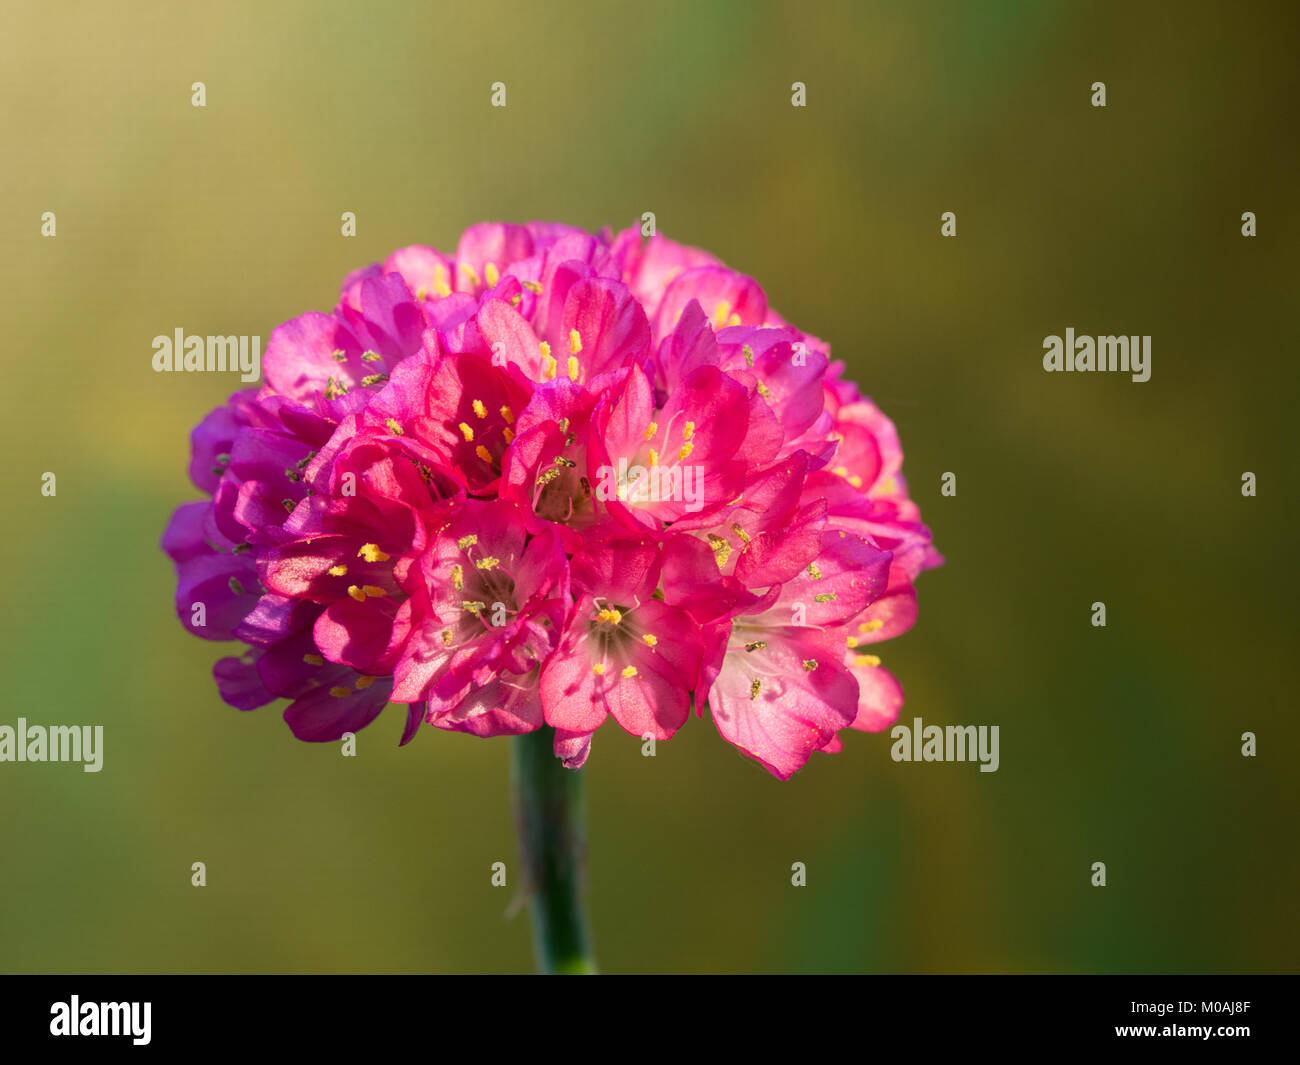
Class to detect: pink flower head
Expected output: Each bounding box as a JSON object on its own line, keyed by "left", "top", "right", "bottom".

{"left": 163, "top": 222, "right": 940, "bottom": 776}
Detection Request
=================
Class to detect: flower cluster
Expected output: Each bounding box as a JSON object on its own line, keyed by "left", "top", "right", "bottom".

{"left": 162, "top": 222, "right": 941, "bottom": 778}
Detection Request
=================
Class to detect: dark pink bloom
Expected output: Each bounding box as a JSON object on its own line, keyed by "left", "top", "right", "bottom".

{"left": 163, "top": 222, "right": 941, "bottom": 777}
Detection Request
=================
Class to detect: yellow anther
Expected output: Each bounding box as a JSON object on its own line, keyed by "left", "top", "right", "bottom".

{"left": 499, "top": 405, "right": 515, "bottom": 424}
{"left": 848, "top": 476, "right": 863, "bottom": 488}
{"left": 832, "top": 466, "right": 849, "bottom": 477}
{"left": 592, "top": 663, "right": 606, "bottom": 675}
{"left": 707, "top": 534, "right": 732, "bottom": 569}
{"left": 647, "top": 449, "right": 659, "bottom": 466}
{"left": 750, "top": 677, "right": 762, "bottom": 700}
{"left": 596, "top": 608, "right": 623, "bottom": 624}
{"left": 415, "top": 287, "right": 428, "bottom": 301}
{"left": 302, "top": 653, "right": 324, "bottom": 666}
{"left": 854, "top": 654, "right": 882, "bottom": 668}
{"left": 450, "top": 564, "right": 464, "bottom": 591}
{"left": 727, "top": 313, "right": 741, "bottom": 327}
{"left": 522, "top": 280, "right": 543, "bottom": 293}
{"left": 472, "top": 399, "right": 487, "bottom": 419}
{"left": 808, "top": 562, "right": 823, "bottom": 580}
{"left": 714, "top": 301, "right": 731, "bottom": 328}
{"left": 328, "top": 686, "right": 352, "bottom": 698}
{"left": 567, "top": 355, "right": 579, "bottom": 380}
{"left": 644, "top": 421, "right": 657, "bottom": 440}
{"left": 846, "top": 636, "right": 860, "bottom": 649}
{"left": 621, "top": 665, "right": 638, "bottom": 678}
{"left": 458, "top": 422, "right": 475, "bottom": 442}
{"left": 503, "top": 427, "right": 515, "bottom": 443}
{"left": 731, "top": 522, "right": 752, "bottom": 544}
{"left": 434, "top": 277, "right": 451, "bottom": 298}
{"left": 539, "top": 340, "right": 552, "bottom": 358}
{"left": 475, "top": 556, "right": 499, "bottom": 570}
{"left": 543, "top": 356, "right": 558, "bottom": 380}
{"left": 441, "top": 629, "right": 453, "bottom": 647}
{"left": 677, "top": 442, "right": 694, "bottom": 461}
{"left": 328, "top": 565, "right": 348, "bottom": 577}
{"left": 742, "top": 344, "right": 754, "bottom": 367}
{"left": 347, "top": 585, "right": 366, "bottom": 602}
{"left": 361, "top": 585, "right": 387, "bottom": 598}
{"left": 476, "top": 444, "right": 493, "bottom": 463}
{"left": 355, "top": 675, "right": 376, "bottom": 689}
{"left": 358, "top": 543, "right": 391, "bottom": 563}
{"left": 642, "top": 634, "right": 659, "bottom": 647}
{"left": 484, "top": 262, "right": 500, "bottom": 287}
{"left": 858, "top": 619, "right": 884, "bottom": 633}
{"left": 682, "top": 421, "right": 695, "bottom": 440}
{"left": 458, "top": 535, "right": 478, "bottom": 550}
{"left": 569, "top": 328, "right": 582, "bottom": 354}
{"left": 459, "top": 263, "right": 480, "bottom": 287}
{"left": 802, "top": 658, "right": 818, "bottom": 671}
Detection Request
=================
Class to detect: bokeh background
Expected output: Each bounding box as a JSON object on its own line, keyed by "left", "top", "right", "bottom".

{"left": 1, "top": 0, "right": 1296, "bottom": 973}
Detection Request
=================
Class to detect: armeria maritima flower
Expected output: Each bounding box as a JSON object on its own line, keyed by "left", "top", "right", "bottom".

{"left": 163, "top": 222, "right": 942, "bottom": 779}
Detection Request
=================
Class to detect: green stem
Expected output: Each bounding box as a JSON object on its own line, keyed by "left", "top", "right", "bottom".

{"left": 510, "top": 727, "right": 597, "bottom": 974}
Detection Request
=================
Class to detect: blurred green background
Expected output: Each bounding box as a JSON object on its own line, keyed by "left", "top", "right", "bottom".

{"left": 1, "top": 0, "right": 1296, "bottom": 973}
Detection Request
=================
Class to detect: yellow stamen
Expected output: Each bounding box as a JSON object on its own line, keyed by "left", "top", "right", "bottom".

{"left": 458, "top": 422, "right": 475, "bottom": 442}
{"left": 361, "top": 585, "right": 386, "bottom": 598}
{"left": 648, "top": 449, "right": 659, "bottom": 466}
{"left": 328, "top": 565, "right": 348, "bottom": 577}
{"left": 592, "top": 663, "right": 606, "bottom": 675}
{"left": 621, "top": 665, "right": 638, "bottom": 678}
{"left": 328, "top": 686, "right": 352, "bottom": 698}
{"left": 484, "top": 262, "right": 500, "bottom": 287}
{"left": 475, "top": 556, "right": 499, "bottom": 570}
{"left": 472, "top": 399, "right": 487, "bottom": 419}
{"left": 503, "top": 427, "right": 515, "bottom": 443}
{"left": 644, "top": 421, "right": 657, "bottom": 441}
{"left": 458, "top": 534, "right": 478, "bottom": 550}
{"left": 543, "top": 356, "right": 557, "bottom": 380}
{"left": 682, "top": 421, "right": 695, "bottom": 440}
{"left": 642, "top": 634, "right": 658, "bottom": 647}
{"left": 750, "top": 678, "right": 762, "bottom": 700}
{"left": 459, "top": 263, "right": 480, "bottom": 287}
{"left": 808, "top": 562, "right": 823, "bottom": 580}
{"left": 731, "top": 522, "right": 751, "bottom": 543}
{"left": 854, "top": 654, "right": 882, "bottom": 668}
{"left": 677, "top": 442, "right": 693, "bottom": 461}
{"left": 846, "top": 636, "right": 860, "bottom": 649}
{"left": 499, "top": 405, "right": 515, "bottom": 424}
{"left": 714, "top": 301, "right": 731, "bottom": 328}
{"left": 569, "top": 328, "right": 582, "bottom": 354}
{"left": 450, "top": 564, "right": 464, "bottom": 591}
{"left": 354, "top": 675, "right": 376, "bottom": 689}
{"left": 302, "top": 653, "right": 324, "bottom": 666}
{"left": 858, "top": 619, "right": 884, "bottom": 633}
{"left": 522, "top": 280, "right": 543, "bottom": 294}
{"left": 596, "top": 608, "right": 623, "bottom": 624}
{"left": 567, "top": 355, "right": 579, "bottom": 380}
{"left": 347, "top": 585, "right": 366, "bottom": 602}
{"left": 475, "top": 445, "right": 493, "bottom": 463}
{"left": 358, "top": 543, "right": 390, "bottom": 563}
